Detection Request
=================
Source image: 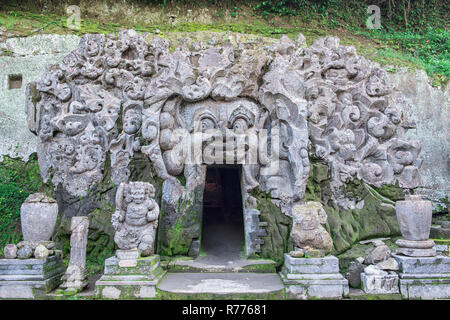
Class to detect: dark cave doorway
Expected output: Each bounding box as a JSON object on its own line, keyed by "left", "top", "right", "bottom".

{"left": 201, "top": 165, "right": 245, "bottom": 261}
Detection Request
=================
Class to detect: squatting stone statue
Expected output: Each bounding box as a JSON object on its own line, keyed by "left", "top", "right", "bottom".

{"left": 112, "top": 181, "right": 159, "bottom": 256}
{"left": 290, "top": 201, "right": 333, "bottom": 254}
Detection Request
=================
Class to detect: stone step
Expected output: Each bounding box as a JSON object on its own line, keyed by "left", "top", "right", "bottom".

{"left": 166, "top": 257, "right": 277, "bottom": 273}
{"left": 157, "top": 272, "right": 285, "bottom": 299}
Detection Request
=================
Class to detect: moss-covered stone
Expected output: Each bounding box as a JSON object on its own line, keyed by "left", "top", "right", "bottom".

{"left": 158, "top": 185, "right": 203, "bottom": 257}
{"left": 305, "top": 161, "right": 403, "bottom": 256}
{"left": 336, "top": 238, "right": 400, "bottom": 274}
{"left": 250, "top": 190, "right": 293, "bottom": 267}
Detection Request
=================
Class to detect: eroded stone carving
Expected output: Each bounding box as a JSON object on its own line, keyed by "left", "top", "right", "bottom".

{"left": 112, "top": 181, "right": 159, "bottom": 256}
{"left": 27, "top": 30, "right": 423, "bottom": 256}
{"left": 290, "top": 202, "right": 333, "bottom": 254}
{"left": 60, "top": 216, "right": 89, "bottom": 291}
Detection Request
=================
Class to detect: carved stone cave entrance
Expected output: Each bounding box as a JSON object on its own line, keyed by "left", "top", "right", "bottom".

{"left": 201, "top": 165, "right": 245, "bottom": 262}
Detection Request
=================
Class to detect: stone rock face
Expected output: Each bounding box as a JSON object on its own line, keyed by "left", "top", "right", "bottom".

{"left": 25, "top": 30, "right": 423, "bottom": 258}
{"left": 364, "top": 244, "right": 391, "bottom": 265}
{"left": 346, "top": 260, "right": 365, "bottom": 288}
{"left": 387, "top": 68, "right": 449, "bottom": 206}
{"left": 20, "top": 193, "right": 58, "bottom": 242}
{"left": 17, "top": 240, "right": 55, "bottom": 250}
{"left": 112, "top": 182, "right": 159, "bottom": 257}
{"left": 364, "top": 264, "right": 387, "bottom": 276}
{"left": 34, "top": 245, "right": 49, "bottom": 260}
{"left": 289, "top": 249, "right": 304, "bottom": 258}
{"left": 0, "top": 34, "right": 80, "bottom": 162}
{"left": 3, "top": 244, "right": 17, "bottom": 259}
{"left": 290, "top": 202, "right": 333, "bottom": 254}
{"left": 16, "top": 246, "right": 33, "bottom": 259}
{"left": 61, "top": 216, "right": 89, "bottom": 290}
{"left": 375, "top": 257, "right": 399, "bottom": 271}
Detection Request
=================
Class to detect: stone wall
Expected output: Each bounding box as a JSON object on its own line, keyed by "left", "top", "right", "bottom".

{"left": 388, "top": 69, "right": 449, "bottom": 206}
{"left": 0, "top": 33, "right": 447, "bottom": 262}
{"left": 0, "top": 34, "right": 80, "bottom": 161}
{"left": 2, "top": 34, "right": 446, "bottom": 206}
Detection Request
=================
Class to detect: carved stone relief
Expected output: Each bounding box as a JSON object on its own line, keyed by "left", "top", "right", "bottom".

{"left": 27, "top": 30, "right": 423, "bottom": 256}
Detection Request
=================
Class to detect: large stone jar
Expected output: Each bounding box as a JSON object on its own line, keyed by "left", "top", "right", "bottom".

{"left": 395, "top": 194, "right": 432, "bottom": 241}
{"left": 20, "top": 193, "right": 58, "bottom": 241}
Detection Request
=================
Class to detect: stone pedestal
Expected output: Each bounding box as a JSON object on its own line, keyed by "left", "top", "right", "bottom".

{"left": 0, "top": 254, "right": 65, "bottom": 299}
{"left": 393, "top": 254, "right": 450, "bottom": 299}
{"left": 395, "top": 239, "right": 436, "bottom": 257}
{"left": 95, "top": 251, "right": 165, "bottom": 299}
{"left": 280, "top": 254, "right": 349, "bottom": 299}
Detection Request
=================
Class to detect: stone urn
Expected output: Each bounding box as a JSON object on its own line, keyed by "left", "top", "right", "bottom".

{"left": 395, "top": 194, "right": 432, "bottom": 241}
{"left": 395, "top": 194, "right": 436, "bottom": 257}
{"left": 20, "top": 193, "right": 58, "bottom": 242}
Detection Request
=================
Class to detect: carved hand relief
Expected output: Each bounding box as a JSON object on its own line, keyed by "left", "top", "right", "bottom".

{"left": 27, "top": 31, "right": 422, "bottom": 213}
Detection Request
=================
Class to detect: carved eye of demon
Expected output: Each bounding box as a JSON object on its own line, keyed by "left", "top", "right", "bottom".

{"left": 196, "top": 112, "right": 218, "bottom": 132}
{"left": 200, "top": 118, "right": 216, "bottom": 132}
{"left": 127, "top": 187, "right": 146, "bottom": 205}
{"left": 232, "top": 118, "right": 248, "bottom": 132}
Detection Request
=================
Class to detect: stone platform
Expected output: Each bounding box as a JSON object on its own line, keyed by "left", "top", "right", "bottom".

{"left": 280, "top": 254, "right": 349, "bottom": 299}
{"left": 0, "top": 255, "right": 65, "bottom": 299}
{"left": 167, "top": 256, "right": 277, "bottom": 273}
{"left": 393, "top": 254, "right": 450, "bottom": 299}
{"left": 157, "top": 272, "right": 284, "bottom": 299}
{"left": 95, "top": 254, "right": 165, "bottom": 299}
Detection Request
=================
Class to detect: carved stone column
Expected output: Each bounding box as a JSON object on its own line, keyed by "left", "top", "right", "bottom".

{"left": 60, "top": 216, "right": 89, "bottom": 292}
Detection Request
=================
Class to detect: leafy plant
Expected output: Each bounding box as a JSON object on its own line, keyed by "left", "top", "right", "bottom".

{"left": 0, "top": 154, "right": 48, "bottom": 256}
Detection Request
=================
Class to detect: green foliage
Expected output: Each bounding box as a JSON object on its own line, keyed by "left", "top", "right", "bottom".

{"left": 0, "top": 154, "right": 48, "bottom": 256}
{"left": 360, "top": 27, "right": 449, "bottom": 85}
{"left": 1, "top": 1, "right": 447, "bottom": 85}
{"left": 252, "top": 0, "right": 449, "bottom": 86}
{"left": 253, "top": 0, "right": 448, "bottom": 31}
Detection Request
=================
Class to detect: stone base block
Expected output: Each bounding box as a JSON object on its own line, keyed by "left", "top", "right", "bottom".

{"left": 393, "top": 254, "right": 450, "bottom": 299}
{"left": 361, "top": 273, "right": 399, "bottom": 294}
{"left": 280, "top": 255, "right": 348, "bottom": 299}
{"left": 281, "top": 273, "right": 349, "bottom": 299}
{"left": 396, "top": 247, "right": 437, "bottom": 257}
{"left": 115, "top": 249, "right": 139, "bottom": 260}
{"left": 95, "top": 254, "right": 165, "bottom": 299}
{"left": 393, "top": 254, "right": 450, "bottom": 274}
{"left": 398, "top": 277, "right": 450, "bottom": 299}
{"left": 395, "top": 239, "right": 436, "bottom": 257}
{"left": 104, "top": 254, "right": 162, "bottom": 276}
{"left": 0, "top": 255, "right": 65, "bottom": 299}
{"left": 282, "top": 254, "right": 339, "bottom": 274}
